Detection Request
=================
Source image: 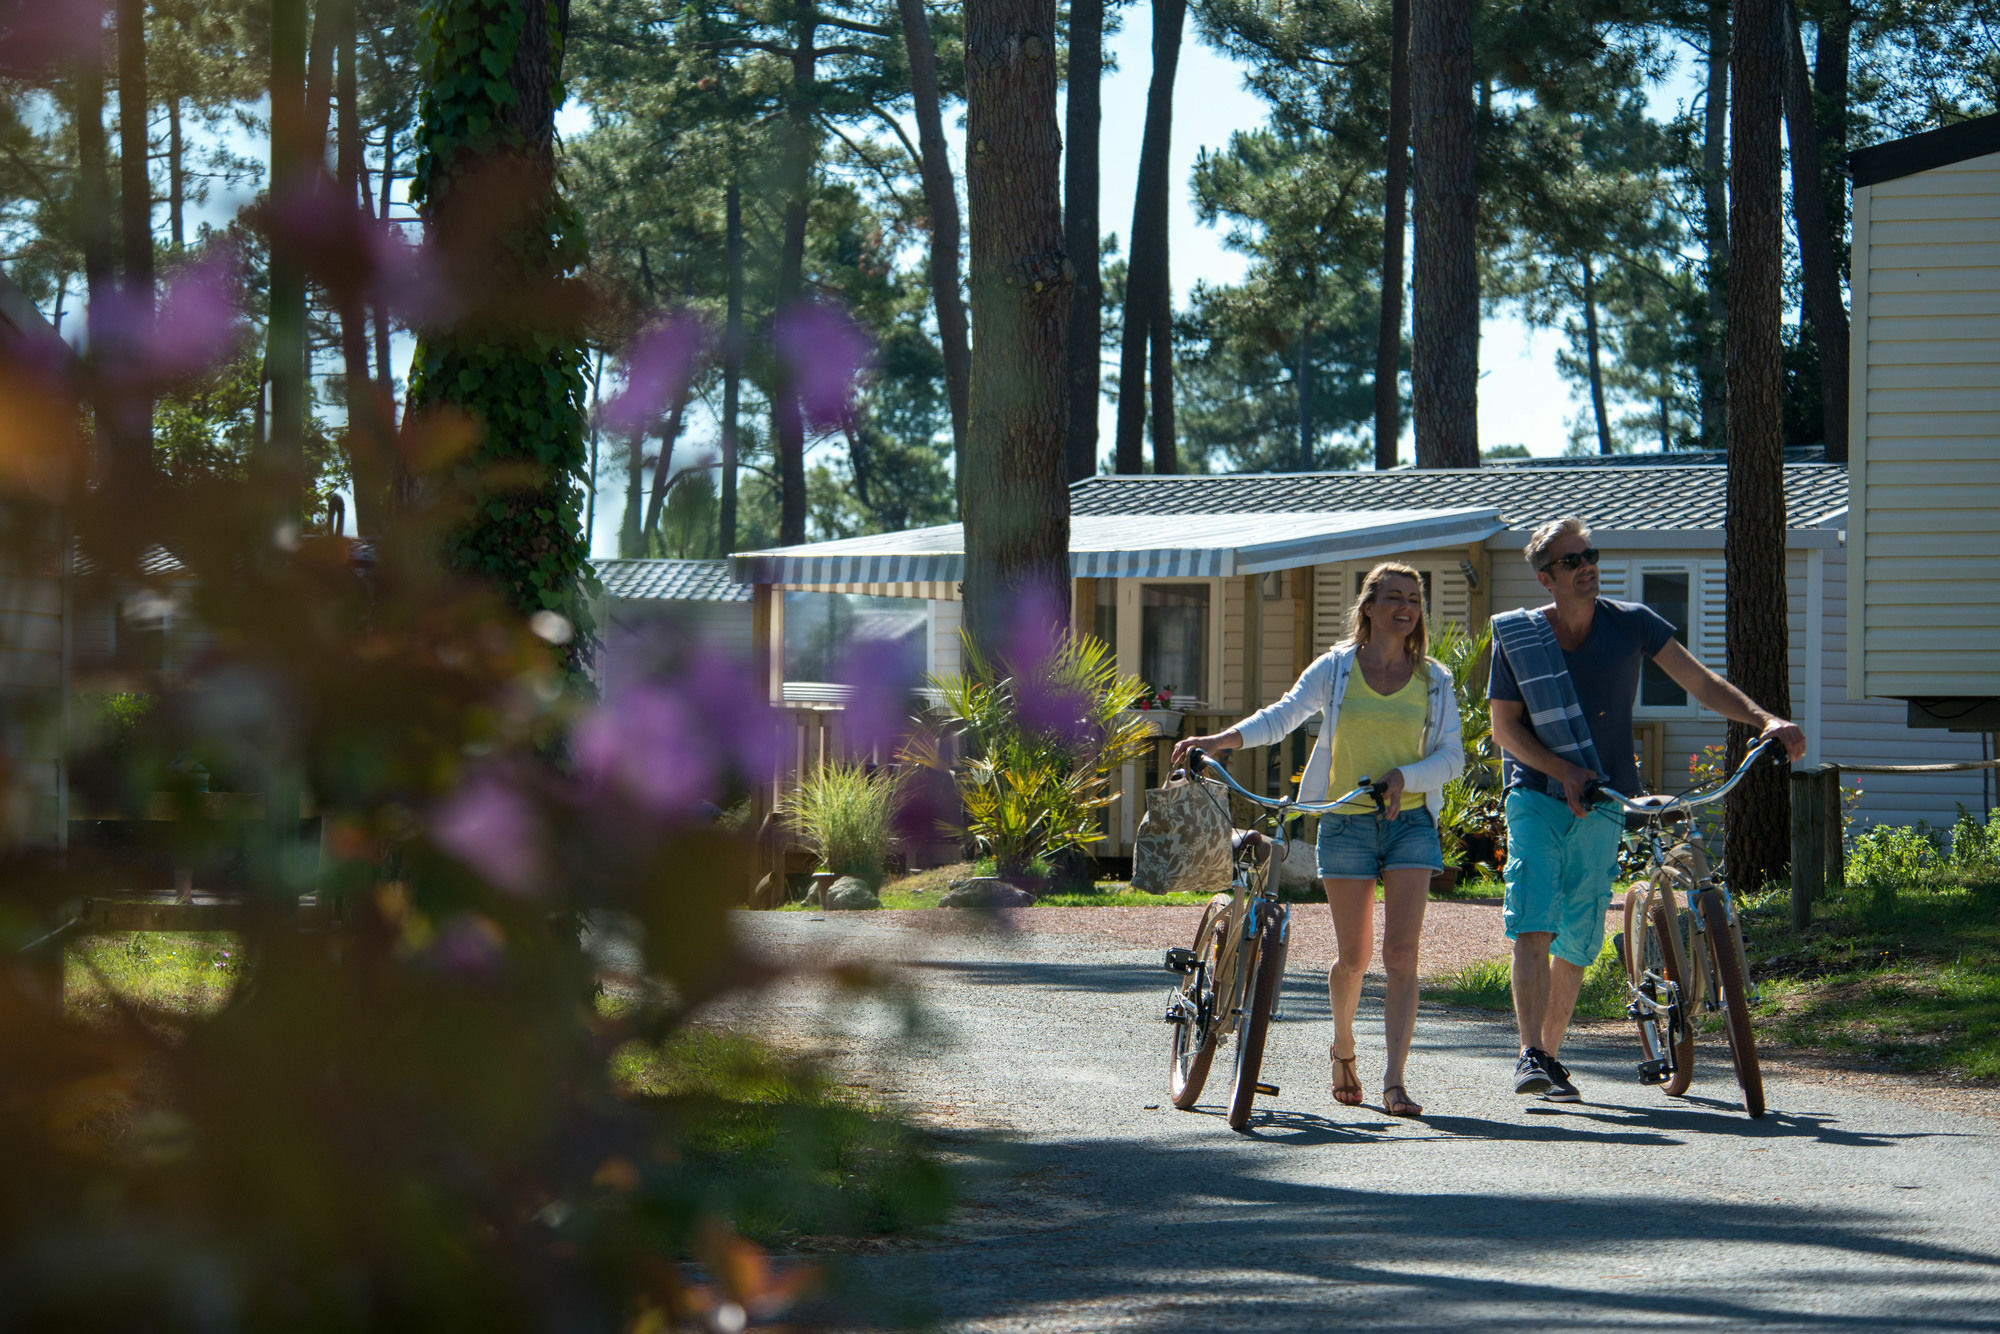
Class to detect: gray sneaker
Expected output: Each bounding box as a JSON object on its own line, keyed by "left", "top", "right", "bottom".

{"left": 1513, "top": 1047, "right": 1553, "bottom": 1095}
{"left": 1541, "top": 1054, "right": 1581, "bottom": 1102}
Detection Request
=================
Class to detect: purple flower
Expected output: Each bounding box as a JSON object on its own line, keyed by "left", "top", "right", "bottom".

{"left": 599, "top": 313, "right": 705, "bottom": 436}
{"left": 433, "top": 773, "right": 547, "bottom": 897}
{"left": 430, "top": 912, "right": 506, "bottom": 977}
{"left": 366, "top": 224, "right": 458, "bottom": 327}
{"left": 772, "top": 301, "right": 872, "bottom": 427}
{"left": 574, "top": 649, "right": 779, "bottom": 815}
{"left": 833, "top": 639, "right": 918, "bottom": 758}
{"left": 85, "top": 249, "right": 245, "bottom": 383}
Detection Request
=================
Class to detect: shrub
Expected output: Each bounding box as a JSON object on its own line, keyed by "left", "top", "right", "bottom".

{"left": 1948, "top": 808, "right": 2000, "bottom": 877}
{"left": 779, "top": 763, "right": 904, "bottom": 889}
{"left": 1846, "top": 822, "right": 1946, "bottom": 912}
{"left": 902, "top": 632, "right": 1154, "bottom": 883}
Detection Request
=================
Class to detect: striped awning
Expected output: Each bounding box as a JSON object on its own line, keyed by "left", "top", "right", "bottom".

{"left": 730, "top": 507, "right": 1505, "bottom": 588}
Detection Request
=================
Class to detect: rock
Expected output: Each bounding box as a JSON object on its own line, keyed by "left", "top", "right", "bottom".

{"left": 939, "top": 877, "right": 1036, "bottom": 909}
{"left": 1276, "top": 837, "right": 1319, "bottom": 892}
{"left": 824, "top": 876, "right": 880, "bottom": 910}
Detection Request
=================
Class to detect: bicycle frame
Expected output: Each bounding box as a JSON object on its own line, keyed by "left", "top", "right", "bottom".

{"left": 1596, "top": 739, "right": 1781, "bottom": 1109}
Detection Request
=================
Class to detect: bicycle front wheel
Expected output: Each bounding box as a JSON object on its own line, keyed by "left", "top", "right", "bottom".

{"left": 1697, "top": 888, "right": 1765, "bottom": 1118}
{"left": 1624, "top": 886, "right": 1695, "bottom": 1096}
{"left": 1225, "top": 902, "right": 1284, "bottom": 1132}
{"left": 1168, "top": 894, "right": 1232, "bottom": 1109}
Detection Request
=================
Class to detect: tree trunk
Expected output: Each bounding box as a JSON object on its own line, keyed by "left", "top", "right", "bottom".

{"left": 773, "top": 17, "right": 818, "bottom": 545}
{"left": 1113, "top": 0, "right": 1186, "bottom": 474}
{"left": 1410, "top": 0, "right": 1478, "bottom": 468}
{"left": 641, "top": 378, "right": 695, "bottom": 540}
{"left": 1700, "top": 0, "right": 1730, "bottom": 450}
{"left": 374, "top": 113, "right": 398, "bottom": 388}
{"left": 721, "top": 175, "right": 743, "bottom": 555}
{"left": 1149, "top": 265, "right": 1176, "bottom": 473}
{"left": 1724, "top": 0, "right": 1791, "bottom": 887}
{"left": 898, "top": 0, "right": 971, "bottom": 493}
{"left": 1783, "top": 0, "right": 1847, "bottom": 464}
{"left": 1374, "top": 0, "right": 1411, "bottom": 470}
{"left": 266, "top": 0, "right": 309, "bottom": 508}
{"left": 1063, "top": 0, "right": 1103, "bottom": 482}
{"left": 115, "top": 0, "right": 154, "bottom": 487}
{"left": 962, "top": 0, "right": 1070, "bottom": 661}
{"left": 335, "top": 1, "right": 388, "bottom": 535}
{"left": 1813, "top": 0, "right": 1849, "bottom": 244}
{"left": 1297, "top": 319, "right": 1314, "bottom": 472}
{"left": 168, "top": 100, "right": 184, "bottom": 252}
{"left": 1582, "top": 256, "right": 1612, "bottom": 455}
{"left": 620, "top": 437, "right": 644, "bottom": 557}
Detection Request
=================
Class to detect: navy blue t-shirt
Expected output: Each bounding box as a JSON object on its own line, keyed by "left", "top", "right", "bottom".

{"left": 1488, "top": 598, "right": 1677, "bottom": 797}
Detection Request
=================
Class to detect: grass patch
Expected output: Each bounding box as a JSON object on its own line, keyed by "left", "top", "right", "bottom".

{"left": 65, "top": 932, "right": 246, "bottom": 1023}
{"left": 1740, "top": 870, "right": 2000, "bottom": 1082}
{"left": 1424, "top": 936, "right": 1629, "bottom": 1020}
{"left": 610, "top": 1028, "right": 950, "bottom": 1245}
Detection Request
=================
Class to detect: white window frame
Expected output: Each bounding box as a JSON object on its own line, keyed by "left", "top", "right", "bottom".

{"left": 1113, "top": 576, "right": 1223, "bottom": 711}
{"left": 1630, "top": 560, "right": 1701, "bottom": 719}
{"left": 776, "top": 590, "right": 937, "bottom": 702}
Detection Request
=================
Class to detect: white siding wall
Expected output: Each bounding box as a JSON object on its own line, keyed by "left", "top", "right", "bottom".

{"left": 1850, "top": 150, "right": 2000, "bottom": 698}
{"left": 1820, "top": 542, "right": 1990, "bottom": 828}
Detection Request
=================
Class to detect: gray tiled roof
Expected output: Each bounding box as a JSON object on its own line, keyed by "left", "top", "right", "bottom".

{"left": 1070, "top": 464, "right": 1850, "bottom": 531}
{"left": 596, "top": 558, "right": 750, "bottom": 603}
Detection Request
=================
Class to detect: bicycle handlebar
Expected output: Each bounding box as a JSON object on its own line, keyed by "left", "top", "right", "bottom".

{"left": 1585, "top": 737, "right": 1786, "bottom": 818}
{"left": 1182, "top": 747, "right": 1386, "bottom": 816}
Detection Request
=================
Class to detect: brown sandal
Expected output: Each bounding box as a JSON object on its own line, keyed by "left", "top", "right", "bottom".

{"left": 1331, "top": 1053, "right": 1363, "bottom": 1106}
{"left": 1382, "top": 1084, "right": 1424, "bottom": 1117}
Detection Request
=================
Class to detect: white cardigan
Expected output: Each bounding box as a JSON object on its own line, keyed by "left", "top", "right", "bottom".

{"left": 1234, "top": 643, "right": 1466, "bottom": 818}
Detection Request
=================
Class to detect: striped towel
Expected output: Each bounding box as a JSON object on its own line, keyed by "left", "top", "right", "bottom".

{"left": 1491, "top": 607, "right": 1604, "bottom": 779}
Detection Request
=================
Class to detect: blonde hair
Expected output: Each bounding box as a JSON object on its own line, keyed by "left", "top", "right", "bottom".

{"left": 1524, "top": 516, "right": 1592, "bottom": 570}
{"left": 1345, "top": 561, "right": 1428, "bottom": 661}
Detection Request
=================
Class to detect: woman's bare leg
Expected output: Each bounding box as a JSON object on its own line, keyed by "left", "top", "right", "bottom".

{"left": 1379, "top": 866, "right": 1433, "bottom": 1094}
{"left": 1323, "top": 876, "right": 1377, "bottom": 1072}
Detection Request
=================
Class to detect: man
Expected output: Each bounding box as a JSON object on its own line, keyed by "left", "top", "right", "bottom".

{"left": 1487, "top": 517, "right": 1806, "bottom": 1101}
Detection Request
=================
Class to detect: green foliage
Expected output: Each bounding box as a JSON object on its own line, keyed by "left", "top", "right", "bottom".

{"left": 902, "top": 633, "right": 1154, "bottom": 881}
{"left": 1428, "top": 619, "right": 1495, "bottom": 869}
{"left": 1950, "top": 808, "right": 2000, "bottom": 876}
{"left": 1425, "top": 936, "right": 1627, "bottom": 1021}
{"left": 1846, "top": 822, "right": 1945, "bottom": 913}
{"left": 778, "top": 762, "right": 904, "bottom": 888}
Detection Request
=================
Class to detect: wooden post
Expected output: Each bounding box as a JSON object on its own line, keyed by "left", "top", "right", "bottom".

{"left": 1790, "top": 763, "right": 1834, "bottom": 929}
{"left": 1822, "top": 762, "right": 1843, "bottom": 897}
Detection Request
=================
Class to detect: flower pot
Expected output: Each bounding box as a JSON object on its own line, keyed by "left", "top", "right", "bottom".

{"left": 808, "top": 871, "right": 841, "bottom": 907}
{"left": 1429, "top": 866, "right": 1461, "bottom": 894}
{"left": 1120, "top": 708, "right": 1184, "bottom": 738}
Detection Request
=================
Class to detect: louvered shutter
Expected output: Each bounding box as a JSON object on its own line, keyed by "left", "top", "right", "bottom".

{"left": 1697, "top": 558, "right": 1728, "bottom": 678}
{"left": 1315, "top": 563, "right": 1348, "bottom": 650}
{"left": 1596, "top": 559, "right": 1630, "bottom": 602}
{"left": 1431, "top": 563, "right": 1471, "bottom": 631}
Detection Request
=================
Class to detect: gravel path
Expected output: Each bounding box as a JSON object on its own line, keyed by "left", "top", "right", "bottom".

{"left": 719, "top": 909, "right": 2000, "bottom": 1333}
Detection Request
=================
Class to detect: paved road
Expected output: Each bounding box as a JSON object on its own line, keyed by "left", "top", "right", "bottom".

{"left": 723, "top": 912, "right": 2000, "bottom": 1333}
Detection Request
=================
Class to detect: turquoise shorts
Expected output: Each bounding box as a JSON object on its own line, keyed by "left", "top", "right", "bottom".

{"left": 1502, "top": 788, "right": 1625, "bottom": 967}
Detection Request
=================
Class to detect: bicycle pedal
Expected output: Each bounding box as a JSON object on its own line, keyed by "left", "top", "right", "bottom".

{"left": 1254, "top": 1082, "right": 1279, "bottom": 1096}
{"left": 1637, "top": 1059, "right": 1672, "bottom": 1085}
{"left": 1163, "top": 947, "right": 1198, "bottom": 974}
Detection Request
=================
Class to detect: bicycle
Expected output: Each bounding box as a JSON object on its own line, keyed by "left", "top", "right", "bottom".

{"left": 1160, "top": 748, "right": 1383, "bottom": 1131}
{"left": 1595, "top": 737, "right": 1784, "bottom": 1119}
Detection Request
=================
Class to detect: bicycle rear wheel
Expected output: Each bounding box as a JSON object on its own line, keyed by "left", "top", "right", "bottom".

{"left": 1697, "top": 888, "right": 1765, "bottom": 1118}
{"left": 1225, "top": 902, "right": 1284, "bottom": 1132}
{"left": 1623, "top": 886, "right": 1695, "bottom": 1096}
{"left": 1168, "top": 894, "right": 1233, "bottom": 1109}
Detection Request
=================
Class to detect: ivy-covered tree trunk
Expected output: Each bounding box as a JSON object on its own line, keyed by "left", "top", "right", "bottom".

{"left": 409, "top": 0, "right": 595, "bottom": 667}
{"left": 1724, "top": 0, "right": 1791, "bottom": 886}
{"left": 962, "top": 0, "right": 1070, "bottom": 661}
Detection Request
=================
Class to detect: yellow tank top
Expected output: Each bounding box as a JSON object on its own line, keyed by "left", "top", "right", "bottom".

{"left": 1328, "top": 663, "right": 1429, "bottom": 813}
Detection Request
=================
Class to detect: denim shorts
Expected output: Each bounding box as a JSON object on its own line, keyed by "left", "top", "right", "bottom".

{"left": 1502, "top": 787, "right": 1626, "bottom": 967}
{"left": 1315, "top": 806, "right": 1445, "bottom": 880}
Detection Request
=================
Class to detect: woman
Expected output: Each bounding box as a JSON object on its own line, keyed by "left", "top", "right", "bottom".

{"left": 1170, "top": 563, "right": 1464, "bottom": 1117}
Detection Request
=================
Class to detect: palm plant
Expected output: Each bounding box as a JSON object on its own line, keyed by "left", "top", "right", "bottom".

{"left": 1429, "top": 619, "right": 1497, "bottom": 874}
{"left": 901, "top": 632, "right": 1155, "bottom": 884}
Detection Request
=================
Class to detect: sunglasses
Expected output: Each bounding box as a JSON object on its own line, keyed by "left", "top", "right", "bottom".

{"left": 1539, "top": 547, "right": 1601, "bottom": 574}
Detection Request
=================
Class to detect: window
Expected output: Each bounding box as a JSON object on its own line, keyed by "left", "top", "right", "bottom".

{"left": 1140, "top": 583, "right": 1208, "bottom": 702}
{"left": 783, "top": 592, "right": 929, "bottom": 686}
{"left": 1639, "top": 568, "right": 1690, "bottom": 709}
{"left": 1093, "top": 578, "right": 1116, "bottom": 649}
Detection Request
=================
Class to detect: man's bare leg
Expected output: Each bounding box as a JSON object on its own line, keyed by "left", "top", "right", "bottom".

{"left": 1540, "top": 958, "right": 1588, "bottom": 1057}
{"left": 1512, "top": 931, "right": 1555, "bottom": 1050}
